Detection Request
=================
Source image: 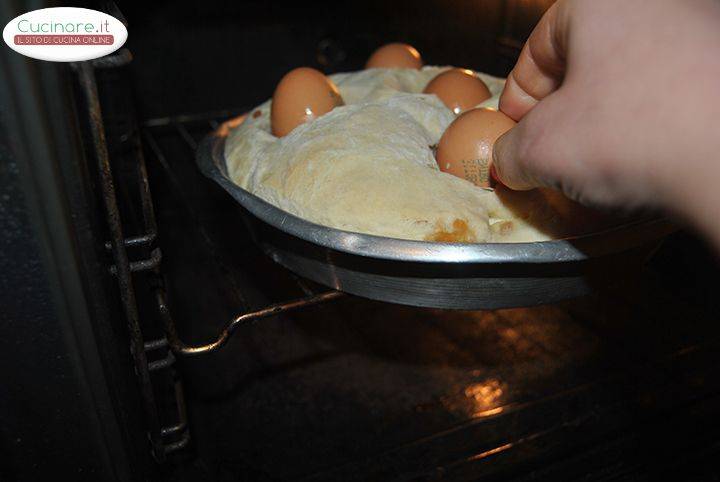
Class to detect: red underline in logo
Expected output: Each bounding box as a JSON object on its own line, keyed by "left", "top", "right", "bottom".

{"left": 14, "top": 34, "right": 114, "bottom": 45}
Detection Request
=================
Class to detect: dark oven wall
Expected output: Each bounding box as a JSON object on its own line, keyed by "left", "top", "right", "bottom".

{"left": 116, "top": 0, "right": 554, "bottom": 119}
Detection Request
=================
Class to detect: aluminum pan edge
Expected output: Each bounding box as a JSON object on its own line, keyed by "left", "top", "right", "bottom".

{"left": 197, "top": 134, "right": 675, "bottom": 264}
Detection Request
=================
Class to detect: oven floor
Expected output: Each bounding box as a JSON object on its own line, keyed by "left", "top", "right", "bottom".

{"left": 144, "top": 116, "right": 720, "bottom": 481}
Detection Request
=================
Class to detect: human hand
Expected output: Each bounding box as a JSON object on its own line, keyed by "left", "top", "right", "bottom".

{"left": 492, "top": 0, "right": 720, "bottom": 245}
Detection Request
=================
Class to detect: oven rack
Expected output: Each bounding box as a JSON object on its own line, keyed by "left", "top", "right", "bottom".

{"left": 74, "top": 51, "right": 188, "bottom": 461}
{"left": 140, "top": 117, "right": 344, "bottom": 357}
{"left": 74, "top": 50, "right": 342, "bottom": 461}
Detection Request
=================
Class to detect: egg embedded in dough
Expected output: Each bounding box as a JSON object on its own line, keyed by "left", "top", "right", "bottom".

{"left": 435, "top": 108, "right": 516, "bottom": 188}
{"left": 271, "top": 67, "right": 344, "bottom": 137}
{"left": 366, "top": 43, "right": 423, "bottom": 69}
{"left": 225, "top": 67, "right": 603, "bottom": 243}
{"left": 423, "top": 68, "right": 492, "bottom": 114}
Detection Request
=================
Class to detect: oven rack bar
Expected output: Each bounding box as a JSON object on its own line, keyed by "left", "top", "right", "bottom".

{"left": 156, "top": 288, "right": 343, "bottom": 356}
{"left": 74, "top": 50, "right": 189, "bottom": 461}
{"left": 140, "top": 115, "right": 344, "bottom": 357}
{"left": 79, "top": 49, "right": 343, "bottom": 458}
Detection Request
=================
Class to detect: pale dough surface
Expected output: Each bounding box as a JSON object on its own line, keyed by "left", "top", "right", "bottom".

{"left": 224, "top": 67, "right": 602, "bottom": 243}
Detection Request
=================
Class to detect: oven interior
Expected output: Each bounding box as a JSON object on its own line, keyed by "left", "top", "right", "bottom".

{"left": 4, "top": 0, "right": 720, "bottom": 480}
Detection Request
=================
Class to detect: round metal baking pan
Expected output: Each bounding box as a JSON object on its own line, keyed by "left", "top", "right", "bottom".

{"left": 196, "top": 130, "right": 675, "bottom": 309}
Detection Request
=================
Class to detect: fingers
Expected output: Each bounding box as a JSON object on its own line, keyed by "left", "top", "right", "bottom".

{"left": 493, "top": 1, "right": 572, "bottom": 191}
{"left": 499, "top": 1, "right": 570, "bottom": 121}
{"left": 492, "top": 92, "right": 568, "bottom": 192}
{"left": 492, "top": 122, "right": 539, "bottom": 191}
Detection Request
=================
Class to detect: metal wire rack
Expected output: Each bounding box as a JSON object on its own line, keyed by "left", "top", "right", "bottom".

{"left": 141, "top": 114, "right": 343, "bottom": 357}
{"left": 74, "top": 50, "right": 190, "bottom": 460}
{"left": 74, "top": 49, "right": 342, "bottom": 460}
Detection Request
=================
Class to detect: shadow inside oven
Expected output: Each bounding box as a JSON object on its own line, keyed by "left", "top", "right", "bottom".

{"left": 140, "top": 115, "right": 720, "bottom": 481}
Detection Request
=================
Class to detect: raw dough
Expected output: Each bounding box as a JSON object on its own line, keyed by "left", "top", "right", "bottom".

{"left": 224, "top": 67, "right": 603, "bottom": 242}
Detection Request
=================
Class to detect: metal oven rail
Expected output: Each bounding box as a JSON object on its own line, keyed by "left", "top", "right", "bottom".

{"left": 141, "top": 115, "right": 344, "bottom": 357}
{"left": 73, "top": 50, "right": 343, "bottom": 461}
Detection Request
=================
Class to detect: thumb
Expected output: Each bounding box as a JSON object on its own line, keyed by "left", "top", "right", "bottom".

{"left": 492, "top": 124, "right": 537, "bottom": 191}
{"left": 491, "top": 121, "right": 555, "bottom": 192}
{"left": 492, "top": 91, "right": 571, "bottom": 192}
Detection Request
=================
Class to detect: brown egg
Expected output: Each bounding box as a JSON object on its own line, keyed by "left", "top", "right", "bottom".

{"left": 435, "top": 108, "right": 516, "bottom": 188}
{"left": 423, "top": 68, "right": 492, "bottom": 114}
{"left": 271, "top": 67, "right": 344, "bottom": 137}
{"left": 366, "top": 43, "right": 423, "bottom": 69}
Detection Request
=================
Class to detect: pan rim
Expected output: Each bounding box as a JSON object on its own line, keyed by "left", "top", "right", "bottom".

{"left": 197, "top": 133, "right": 675, "bottom": 264}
